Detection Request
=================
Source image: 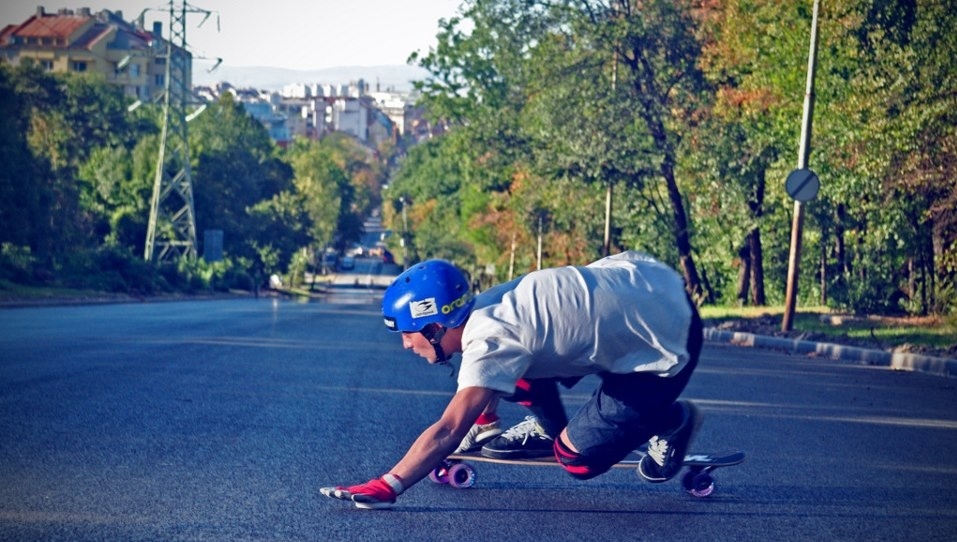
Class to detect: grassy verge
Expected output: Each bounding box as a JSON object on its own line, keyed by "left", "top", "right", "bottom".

{"left": 0, "top": 279, "right": 248, "bottom": 304}
{"left": 701, "top": 305, "right": 957, "bottom": 355}
{"left": 0, "top": 279, "right": 133, "bottom": 302}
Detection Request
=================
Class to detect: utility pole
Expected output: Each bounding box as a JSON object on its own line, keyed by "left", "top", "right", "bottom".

{"left": 144, "top": 1, "right": 216, "bottom": 262}
{"left": 782, "top": 0, "right": 821, "bottom": 331}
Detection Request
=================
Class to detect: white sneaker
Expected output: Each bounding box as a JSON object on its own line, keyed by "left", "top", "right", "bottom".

{"left": 455, "top": 419, "right": 503, "bottom": 453}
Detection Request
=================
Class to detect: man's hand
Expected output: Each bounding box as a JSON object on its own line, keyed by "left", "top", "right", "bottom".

{"left": 320, "top": 474, "right": 404, "bottom": 509}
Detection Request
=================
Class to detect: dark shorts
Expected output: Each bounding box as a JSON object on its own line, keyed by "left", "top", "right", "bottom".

{"left": 562, "top": 299, "right": 703, "bottom": 472}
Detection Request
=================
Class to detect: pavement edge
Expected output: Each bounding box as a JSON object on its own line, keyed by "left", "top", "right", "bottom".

{"left": 704, "top": 327, "right": 957, "bottom": 379}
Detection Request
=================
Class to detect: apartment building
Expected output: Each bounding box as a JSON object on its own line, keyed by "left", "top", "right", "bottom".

{"left": 0, "top": 6, "right": 188, "bottom": 102}
{"left": 208, "top": 81, "right": 400, "bottom": 149}
{"left": 1, "top": 7, "right": 424, "bottom": 149}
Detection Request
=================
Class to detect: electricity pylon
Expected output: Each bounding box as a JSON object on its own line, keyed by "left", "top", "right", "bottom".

{"left": 144, "top": 1, "right": 214, "bottom": 262}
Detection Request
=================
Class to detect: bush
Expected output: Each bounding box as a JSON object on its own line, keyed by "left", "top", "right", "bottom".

{"left": 0, "top": 243, "right": 36, "bottom": 283}
{"left": 833, "top": 275, "right": 907, "bottom": 316}
{"left": 212, "top": 259, "right": 250, "bottom": 292}
{"left": 56, "top": 247, "right": 171, "bottom": 295}
{"left": 2, "top": 244, "right": 259, "bottom": 297}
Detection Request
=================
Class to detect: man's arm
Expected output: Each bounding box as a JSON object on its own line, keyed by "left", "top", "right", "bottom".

{"left": 319, "top": 385, "right": 500, "bottom": 508}
{"left": 389, "top": 385, "right": 500, "bottom": 487}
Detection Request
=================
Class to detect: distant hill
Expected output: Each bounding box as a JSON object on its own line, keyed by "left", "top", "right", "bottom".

{"left": 192, "top": 64, "right": 430, "bottom": 92}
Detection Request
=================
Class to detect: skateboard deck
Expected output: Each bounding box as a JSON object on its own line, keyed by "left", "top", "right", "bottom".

{"left": 432, "top": 449, "right": 745, "bottom": 497}
{"left": 446, "top": 449, "right": 644, "bottom": 467}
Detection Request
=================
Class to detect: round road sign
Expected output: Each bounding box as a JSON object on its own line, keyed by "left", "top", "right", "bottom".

{"left": 785, "top": 168, "right": 820, "bottom": 202}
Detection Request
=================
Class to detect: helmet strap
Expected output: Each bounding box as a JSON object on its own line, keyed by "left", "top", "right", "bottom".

{"left": 420, "top": 324, "right": 449, "bottom": 363}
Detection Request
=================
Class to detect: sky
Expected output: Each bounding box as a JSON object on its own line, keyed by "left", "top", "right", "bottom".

{"left": 0, "top": 0, "right": 464, "bottom": 71}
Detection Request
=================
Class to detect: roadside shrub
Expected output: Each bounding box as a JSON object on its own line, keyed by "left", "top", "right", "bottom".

{"left": 2, "top": 243, "right": 257, "bottom": 296}
{"left": 176, "top": 258, "right": 210, "bottom": 293}
{"left": 57, "top": 247, "right": 170, "bottom": 295}
{"left": 835, "top": 275, "right": 908, "bottom": 316}
{"left": 207, "top": 258, "right": 253, "bottom": 292}
{"left": 0, "top": 243, "right": 36, "bottom": 283}
{"left": 103, "top": 248, "right": 168, "bottom": 295}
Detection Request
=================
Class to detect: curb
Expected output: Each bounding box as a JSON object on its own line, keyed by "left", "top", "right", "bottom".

{"left": 704, "top": 327, "right": 957, "bottom": 379}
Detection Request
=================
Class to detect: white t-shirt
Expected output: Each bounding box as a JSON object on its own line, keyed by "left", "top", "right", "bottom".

{"left": 457, "top": 251, "right": 693, "bottom": 395}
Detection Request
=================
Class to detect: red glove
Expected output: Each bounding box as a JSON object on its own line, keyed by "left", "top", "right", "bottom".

{"left": 320, "top": 474, "right": 404, "bottom": 509}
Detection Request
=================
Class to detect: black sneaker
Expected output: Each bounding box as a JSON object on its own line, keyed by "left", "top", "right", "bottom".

{"left": 637, "top": 400, "right": 702, "bottom": 483}
{"left": 481, "top": 416, "right": 554, "bottom": 459}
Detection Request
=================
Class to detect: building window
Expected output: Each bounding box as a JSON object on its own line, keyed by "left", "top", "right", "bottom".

{"left": 40, "top": 60, "right": 53, "bottom": 71}
{"left": 130, "top": 64, "right": 140, "bottom": 77}
{"left": 155, "top": 74, "right": 164, "bottom": 87}
{"left": 72, "top": 61, "right": 87, "bottom": 72}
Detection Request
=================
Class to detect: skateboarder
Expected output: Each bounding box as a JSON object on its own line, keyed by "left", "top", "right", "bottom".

{"left": 321, "top": 251, "right": 703, "bottom": 509}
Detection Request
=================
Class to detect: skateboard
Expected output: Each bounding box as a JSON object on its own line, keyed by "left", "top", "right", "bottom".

{"left": 430, "top": 449, "right": 745, "bottom": 498}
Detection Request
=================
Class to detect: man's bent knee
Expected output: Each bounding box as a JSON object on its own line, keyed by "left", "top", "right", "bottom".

{"left": 553, "top": 437, "right": 611, "bottom": 481}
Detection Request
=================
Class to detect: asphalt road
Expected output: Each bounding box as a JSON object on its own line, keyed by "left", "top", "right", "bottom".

{"left": 1, "top": 298, "right": 955, "bottom": 541}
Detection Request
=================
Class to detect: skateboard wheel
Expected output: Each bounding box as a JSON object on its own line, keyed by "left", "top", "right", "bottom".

{"left": 684, "top": 472, "right": 715, "bottom": 498}
{"left": 447, "top": 463, "right": 476, "bottom": 489}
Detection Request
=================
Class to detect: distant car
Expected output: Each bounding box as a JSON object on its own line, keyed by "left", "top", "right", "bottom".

{"left": 339, "top": 256, "right": 355, "bottom": 270}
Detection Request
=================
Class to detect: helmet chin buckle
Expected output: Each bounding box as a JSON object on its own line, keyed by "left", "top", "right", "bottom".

{"left": 421, "top": 324, "right": 449, "bottom": 363}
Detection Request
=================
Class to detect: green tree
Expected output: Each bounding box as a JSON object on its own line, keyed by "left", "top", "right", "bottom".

{"left": 320, "top": 132, "right": 385, "bottom": 220}
{"left": 246, "top": 190, "right": 312, "bottom": 277}
{"left": 382, "top": 135, "right": 468, "bottom": 264}
{"left": 843, "top": 0, "right": 957, "bottom": 313}
{"left": 188, "top": 94, "right": 294, "bottom": 265}
{"left": 409, "top": 0, "right": 715, "bottom": 296}
{"left": 6, "top": 66, "right": 141, "bottom": 263}
{"left": 286, "top": 138, "right": 353, "bottom": 252}
{"left": 0, "top": 65, "right": 45, "bottom": 251}
{"left": 570, "top": 0, "right": 712, "bottom": 299}
{"left": 408, "top": 0, "right": 547, "bottom": 270}
{"left": 685, "top": 0, "right": 814, "bottom": 306}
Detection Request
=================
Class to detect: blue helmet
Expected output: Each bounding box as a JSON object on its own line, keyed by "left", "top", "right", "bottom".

{"left": 382, "top": 259, "right": 474, "bottom": 332}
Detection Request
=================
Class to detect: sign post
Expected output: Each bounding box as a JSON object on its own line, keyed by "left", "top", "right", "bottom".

{"left": 782, "top": 0, "right": 821, "bottom": 332}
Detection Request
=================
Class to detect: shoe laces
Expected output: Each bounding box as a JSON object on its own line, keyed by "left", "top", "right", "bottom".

{"left": 500, "top": 416, "right": 549, "bottom": 442}
{"left": 647, "top": 435, "right": 671, "bottom": 467}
